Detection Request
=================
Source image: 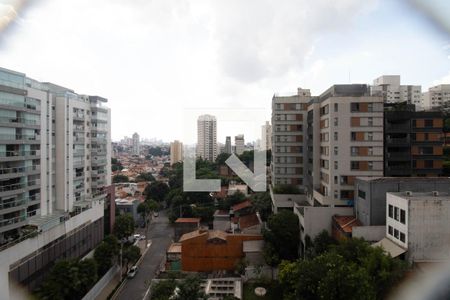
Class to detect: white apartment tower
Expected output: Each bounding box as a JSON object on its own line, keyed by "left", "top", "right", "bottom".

{"left": 261, "top": 121, "right": 272, "bottom": 151}
{"left": 132, "top": 132, "right": 140, "bottom": 155}
{"left": 422, "top": 84, "right": 450, "bottom": 110}
{"left": 197, "top": 114, "right": 217, "bottom": 161}
{"left": 271, "top": 88, "right": 310, "bottom": 192}
{"left": 170, "top": 140, "right": 183, "bottom": 166}
{"left": 0, "top": 67, "right": 110, "bottom": 297}
{"left": 371, "top": 75, "right": 422, "bottom": 110}
{"left": 234, "top": 134, "right": 245, "bottom": 155}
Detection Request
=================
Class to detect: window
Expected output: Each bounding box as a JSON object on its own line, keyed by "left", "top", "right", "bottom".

{"left": 424, "top": 119, "right": 433, "bottom": 127}
{"left": 351, "top": 103, "right": 360, "bottom": 112}
{"left": 367, "top": 132, "right": 373, "bottom": 141}
{"left": 334, "top": 161, "right": 338, "bottom": 170}
{"left": 394, "top": 229, "right": 399, "bottom": 239}
{"left": 334, "top": 117, "right": 338, "bottom": 126}
{"left": 334, "top": 103, "right": 338, "bottom": 112}
{"left": 334, "top": 132, "right": 338, "bottom": 141}
{"left": 394, "top": 207, "right": 400, "bottom": 221}
{"left": 368, "top": 117, "right": 373, "bottom": 126}
{"left": 351, "top": 147, "right": 358, "bottom": 156}
{"left": 334, "top": 146, "right": 338, "bottom": 155}
{"left": 334, "top": 176, "right": 338, "bottom": 184}
{"left": 400, "top": 209, "right": 406, "bottom": 224}
{"left": 424, "top": 160, "right": 433, "bottom": 168}
{"left": 351, "top": 161, "right": 359, "bottom": 170}
{"left": 388, "top": 226, "right": 393, "bottom": 235}
{"left": 358, "top": 189, "right": 366, "bottom": 199}
{"left": 400, "top": 232, "right": 405, "bottom": 242}
{"left": 388, "top": 205, "right": 393, "bottom": 218}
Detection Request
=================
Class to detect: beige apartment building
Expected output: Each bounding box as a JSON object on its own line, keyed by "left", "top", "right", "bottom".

{"left": 197, "top": 114, "right": 217, "bottom": 161}
{"left": 271, "top": 88, "right": 311, "bottom": 192}
{"left": 170, "top": 140, "right": 183, "bottom": 166}
{"left": 422, "top": 84, "right": 450, "bottom": 110}
{"left": 313, "top": 85, "right": 384, "bottom": 207}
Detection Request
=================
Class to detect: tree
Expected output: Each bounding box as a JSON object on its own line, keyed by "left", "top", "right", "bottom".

{"left": 94, "top": 238, "right": 118, "bottom": 275}
{"left": 172, "top": 275, "right": 206, "bottom": 300}
{"left": 215, "top": 152, "right": 231, "bottom": 165}
{"left": 136, "top": 172, "right": 156, "bottom": 182}
{"left": 218, "top": 191, "right": 246, "bottom": 210}
{"left": 151, "top": 279, "right": 177, "bottom": 300}
{"left": 249, "top": 192, "right": 272, "bottom": 221}
{"left": 113, "top": 214, "right": 135, "bottom": 240}
{"left": 123, "top": 245, "right": 141, "bottom": 271}
{"left": 311, "top": 230, "right": 337, "bottom": 257}
{"left": 113, "top": 174, "right": 129, "bottom": 183}
{"left": 36, "top": 259, "right": 98, "bottom": 300}
{"left": 145, "top": 181, "right": 170, "bottom": 202}
{"left": 263, "top": 210, "right": 300, "bottom": 261}
{"left": 138, "top": 200, "right": 158, "bottom": 245}
{"left": 272, "top": 184, "right": 301, "bottom": 194}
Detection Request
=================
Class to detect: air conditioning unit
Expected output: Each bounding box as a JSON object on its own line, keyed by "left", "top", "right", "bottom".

{"left": 432, "top": 191, "right": 439, "bottom": 196}
{"left": 405, "top": 191, "right": 413, "bottom": 196}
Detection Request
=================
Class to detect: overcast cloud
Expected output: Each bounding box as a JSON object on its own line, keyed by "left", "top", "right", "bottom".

{"left": 0, "top": 0, "right": 448, "bottom": 143}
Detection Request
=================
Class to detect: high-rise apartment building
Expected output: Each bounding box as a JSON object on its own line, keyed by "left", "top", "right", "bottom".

{"left": 312, "top": 85, "right": 384, "bottom": 206}
{"left": 224, "top": 136, "right": 232, "bottom": 154}
{"left": 422, "top": 84, "right": 450, "bottom": 110}
{"left": 170, "top": 140, "right": 183, "bottom": 166}
{"left": 371, "top": 75, "right": 422, "bottom": 110}
{"left": 197, "top": 114, "right": 217, "bottom": 161}
{"left": 0, "top": 67, "right": 110, "bottom": 296}
{"left": 384, "top": 104, "right": 443, "bottom": 177}
{"left": 261, "top": 121, "right": 272, "bottom": 151}
{"left": 271, "top": 88, "right": 310, "bottom": 191}
{"left": 132, "top": 132, "right": 140, "bottom": 156}
{"left": 234, "top": 134, "right": 245, "bottom": 155}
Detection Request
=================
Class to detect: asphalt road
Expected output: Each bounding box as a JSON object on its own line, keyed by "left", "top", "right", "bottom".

{"left": 116, "top": 211, "right": 173, "bottom": 300}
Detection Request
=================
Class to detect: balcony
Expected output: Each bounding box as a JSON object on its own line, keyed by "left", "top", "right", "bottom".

{"left": 0, "top": 116, "right": 40, "bottom": 127}
{"left": 385, "top": 123, "right": 410, "bottom": 132}
{"left": 0, "top": 134, "right": 40, "bottom": 143}
{"left": 73, "top": 125, "right": 85, "bottom": 132}
{"left": 92, "top": 159, "right": 107, "bottom": 166}
{"left": 0, "top": 150, "right": 40, "bottom": 161}
{"left": 385, "top": 137, "right": 410, "bottom": 145}
{"left": 73, "top": 137, "right": 85, "bottom": 144}
{"left": 73, "top": 149, "right": 85, "bottom": 156}
{"left": 0, "top": 165, "right": 40, "bottom": 177}
{"left": 0, "top": 215, "right": 27, "bottom": 229}
{"left": 386, "top": 152, "right": 410, "bottom": 160}
{"left": 73, "top": 113, "right": 85, "bottom": 121}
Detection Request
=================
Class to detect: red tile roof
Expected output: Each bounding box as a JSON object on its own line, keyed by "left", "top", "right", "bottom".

{"left": 231, "top": 200, "right": 252, "bottom": 212}
{"left": 175, "top": 218, "right": 201, "bottom": 223}
{"left": 333, "top": 215, "right": 362, "bottom": 233}
{"left": 239, "top": 213, "right": 261, "bottom": 229}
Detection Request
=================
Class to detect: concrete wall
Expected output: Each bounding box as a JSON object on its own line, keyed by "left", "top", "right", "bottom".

{"left": 0, "top": 203, "right": 104, "bottom": 299}
{"left": 352, "top": 226, "right": 385, "bottom": 241}
{"left": 355, "top": 178, "right": 450, "bottom": 226}
{"left": 82, "top": 265, "right": 119, "bottom": 300}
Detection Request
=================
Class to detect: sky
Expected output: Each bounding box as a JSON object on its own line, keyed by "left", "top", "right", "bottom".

{"left": 0, "top": 0, "right": 449, "bottom": 144}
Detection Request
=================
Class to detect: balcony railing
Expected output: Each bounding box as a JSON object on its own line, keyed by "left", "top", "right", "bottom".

{"left": 0, "top": 215, "right": 27, "bottom": 228}
{"left": 0, "top": 134, "right": 40, "bottom": 141}
{"left": 0, "top": 99, "right": 40, "bottom": 111}
{"left": 0, "top": 194, "right": 40, "bottom": 210}
{"left": 0, "top": 165, "right": 40, "bottom": 175}
{"left": 0, "top": 150, "right": 40, "bottom": 158}
{"left": 0, "top": 117, "right": 39, "bottom": 126}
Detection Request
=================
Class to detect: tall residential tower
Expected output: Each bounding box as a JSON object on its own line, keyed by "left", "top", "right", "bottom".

{"left": 197, "top": 114, "right": 217, "bottom": 161}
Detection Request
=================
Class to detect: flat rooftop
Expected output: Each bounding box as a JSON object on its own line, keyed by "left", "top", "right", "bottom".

{"left": 388, "top": 191, "right": 450, "bottom": 201}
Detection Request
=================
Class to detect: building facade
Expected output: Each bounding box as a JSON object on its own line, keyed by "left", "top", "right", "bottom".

{"left": 197, "top": 114, "right": 217, "bottom": 161}
{"left": 234, "top": 134, "right": 245, "bottom": 155}
{"left": 132, "top": 132, "right": 140, "bottom": 156}
{"left": 261, "top": 121, "right": 272, "bottom": 151}
{"left": 312, "top": 85, "right": 384, "bottom": 207}
{"left": 385, "top": 191, "right": 450, "bottom": 262}
{"left": 371, "top": 75, "right": 422, "bottom": 110}
{"left": 384, "top": 105, "right": 443, "bottom": 177}
{"left": 224, "top": 136, "right": 232, "bottom": 154}
{"left": 0, "top": 67, "right": 110, "bottom": 296}
{"left": 271, "top": 88, "right": 310, "bottom": 191}
{"left": 170, "top": 140, "right": 183, "bottom": 166}
{"left": 422, "top": 84, "right": 450, "bottom": 110}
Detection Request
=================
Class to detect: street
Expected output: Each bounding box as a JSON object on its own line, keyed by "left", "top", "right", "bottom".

{"left": 116, "top": 211, "right": 173, "bottom": 300}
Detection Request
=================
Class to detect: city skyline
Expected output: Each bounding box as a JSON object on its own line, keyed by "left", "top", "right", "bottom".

{"left": 0, "top": 0, "right": 449, "bottom": 142}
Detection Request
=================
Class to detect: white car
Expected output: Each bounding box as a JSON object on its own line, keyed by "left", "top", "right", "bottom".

{"left": 133, "top": 234, "right": 140, "bottom": 240}
{"left": 153, "top": 212, "right": 159, "bottom": 217}
{"left": 127, "top": 266, "right": 138, "bottom": 278}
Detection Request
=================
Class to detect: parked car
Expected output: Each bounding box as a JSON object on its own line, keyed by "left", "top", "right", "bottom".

{"left": 127, "top": 266, "right": 138, "bottom": 278}
{"left": 153, "top": 212, "right": 159, "bottom": 217}
{"left": 133, "top": 234, "right": 140, "bottom": 240}
{"left": 139, "top": 234, "right": 146, "bottom": 240}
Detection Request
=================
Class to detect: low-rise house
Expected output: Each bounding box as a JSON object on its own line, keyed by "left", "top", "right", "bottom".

{"left": 232, "top": 213, "right": 262, "bottom": 235}
{"left": 231, "top": 200, "right": 253, "bottom": 217}
{"left": 331, "top": 215, "right": 362, "bottom": 240}
{"left": 174, "top": 218, "right": 200, "bottom": 241}
{"left": 179, "top": 230, "right": 263, "bottom": 272}
{"left": 213, "top": 210, "right": 231, "bottom": 232}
